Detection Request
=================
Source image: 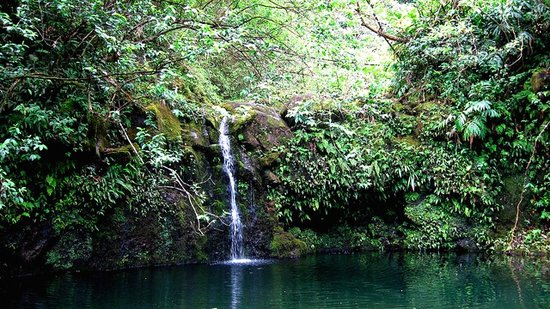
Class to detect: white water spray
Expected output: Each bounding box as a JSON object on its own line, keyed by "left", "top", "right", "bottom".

{"left": 219, "top": 116, "right": 245, "bottom": 261}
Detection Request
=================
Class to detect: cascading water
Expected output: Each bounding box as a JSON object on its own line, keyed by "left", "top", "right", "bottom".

{"left": 219, "top": 116, "right": 245, "bottom": 261}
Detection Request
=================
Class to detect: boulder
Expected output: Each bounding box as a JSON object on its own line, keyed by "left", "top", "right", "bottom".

{"left": 228, "top": 102, "right": 293, "bottom": 152}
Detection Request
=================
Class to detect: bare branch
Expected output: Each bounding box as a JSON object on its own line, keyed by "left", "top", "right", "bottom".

{"left": 355, "top": 1, "right": 409, "bottom": 43}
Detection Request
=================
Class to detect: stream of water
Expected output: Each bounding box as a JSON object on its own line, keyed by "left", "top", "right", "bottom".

{"left": 219, "top": 116, "right": 245, "bottom": 261}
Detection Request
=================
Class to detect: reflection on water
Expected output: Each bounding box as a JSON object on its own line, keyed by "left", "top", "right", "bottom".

{"left": 1, "top": 253, "right": 549, "bottom": 308}
{"left": 230, "top": 265, "right": 241, "bottom": 309}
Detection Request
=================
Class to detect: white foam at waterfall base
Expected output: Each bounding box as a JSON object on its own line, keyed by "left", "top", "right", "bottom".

{"left": 226, "top": 258, "right": 254, "bottom": 264}
{"left": 216, "top": 258, "right": 273, "bottom": 266}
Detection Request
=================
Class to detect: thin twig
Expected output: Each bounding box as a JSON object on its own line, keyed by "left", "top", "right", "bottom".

{"left": 118, "top": 122, "right": 144, "bottom": 164}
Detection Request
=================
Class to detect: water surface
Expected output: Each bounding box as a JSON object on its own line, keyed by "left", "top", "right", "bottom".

{"left": 2, "top": 253, "right": 549, "bottom": 308}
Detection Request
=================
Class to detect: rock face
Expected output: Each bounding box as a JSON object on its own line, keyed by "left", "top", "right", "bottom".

{"left": 0, "top": 102, "right": 293, "bottom": 277}
{"left": 230, "top": 102, "right": 293, "bottom": 151}
{"left": 217, "top": 102, "right": 293, "bottom": 259}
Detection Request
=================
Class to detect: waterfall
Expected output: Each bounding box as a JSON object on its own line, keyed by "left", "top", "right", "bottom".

{"left": 219, "top": 116, "right": 245, "bottom": 260}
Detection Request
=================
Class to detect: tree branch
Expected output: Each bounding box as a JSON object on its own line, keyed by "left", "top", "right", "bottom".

{"left": 355, "top": 2, "right": 409, "bottom": 43}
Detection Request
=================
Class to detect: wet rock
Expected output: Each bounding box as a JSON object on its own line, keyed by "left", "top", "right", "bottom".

{"left": 457, "top": 237, "right": 478, "bottom": 252}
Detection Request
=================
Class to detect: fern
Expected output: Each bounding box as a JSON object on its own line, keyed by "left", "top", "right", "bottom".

{"left": 445, "top": 100, "right": 500, "bottom": 142}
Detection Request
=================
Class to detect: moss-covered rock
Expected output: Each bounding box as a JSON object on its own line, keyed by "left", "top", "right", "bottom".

{"left": 531, "top": 69, "right": 550, "bottom": 92}
{"left": 402, "top": 195, "right": 488, "bottom": 251}
{"left": 181, "top": 121, "right": 209, "bottom": 149}
{"left": 264, "top": 170, "right": 281, "bottom": 184}
{"left": 146, "top": 103, "right": 182, "bottom": 140}
{"left": 413, "top": 101, "right": 450, "bottom": 137}
{"left": 396, "top": 135, "right": 421, "bottom": 148}
{"left": 102, "top": 143, "right": 139, "bottom": 161}
{"left": 259, "top": 151, "right": 282, "bottom": 168}
{"left": 270, "top": 226, "right": 308, "bottom": 258}
{"left": 228, "top": 102, "right": 293, "bottom": 151}
{"left": 90, "top": 191, "right": 204, "bottom": 270}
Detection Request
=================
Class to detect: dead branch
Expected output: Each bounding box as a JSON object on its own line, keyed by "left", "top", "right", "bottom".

{"left": 355, "top": 1, "right": 409, "bottom": 43}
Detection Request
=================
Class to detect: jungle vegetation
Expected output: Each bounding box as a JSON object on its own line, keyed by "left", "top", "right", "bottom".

{"left": 0, "top": 0, "right": 549, "bottom": 263}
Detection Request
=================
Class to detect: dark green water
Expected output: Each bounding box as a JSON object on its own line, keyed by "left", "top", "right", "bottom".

{"left": 2, "top": 253, "right": 550, "bottom": 308}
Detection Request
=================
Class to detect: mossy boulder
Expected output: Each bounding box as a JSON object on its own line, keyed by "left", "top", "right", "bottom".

{"left": 396, "top": 135, "right": 421, "bottom": 148}
{"left": 270, "top": 227, "right": 308, "bottom": 258}
{"left": 46, "top": 231, "right": 93, "bottom": 270}
{"left": 87, "top": 113, "right": 110, "bottom": 155}
{"left": 146, "top": 103, "right": 182, "bottom": 140}
{"left": 413, "top": 101, "right": 450, "bottom": 136}
{"left": 90, "top": 191, "right": 204, "bottom": 270}
{"left": 259, "top": 151, "right": 282, "bottom": 167}
{"left": 228, "top": 102, "right": 293, "bottom": 152}
{"left": 531, "top": 69, "right": 550, "bottom": 92}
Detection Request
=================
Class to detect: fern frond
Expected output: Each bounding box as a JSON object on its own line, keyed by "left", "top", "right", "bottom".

{"left": 465, "top": 100, "right": 491, "bottom": 114}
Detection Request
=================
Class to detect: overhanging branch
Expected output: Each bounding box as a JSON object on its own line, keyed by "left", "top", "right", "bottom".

{"left": 355, "top": 2, "right": 409, "bottom": 44}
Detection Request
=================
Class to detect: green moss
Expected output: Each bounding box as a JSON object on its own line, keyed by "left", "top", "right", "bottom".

{"left": 176, "top": 200, "right": 188, "bottom": 225}
{"left": 232, "top": 110, "right": 256, "bottom": 132}
{"left": 403, "top": 196, "right": 472, "bottom": 250}
{"left": 391, "top": 102, "right": 408, "bottom": 113}
{"left": 146, "top": 103, "right": 182, "bottom": 140}
{"left": 531, "top": 69, "right": 549, "bottom": 92}
{"left": 414, "top": 100, "right": 440, "bottom": 112}
{"left": 259, "top": 151, "right": 282, "bottom": 167}
{"left": 289, "top": 226, "right": 390, "bottom": 252}
{"left": 397, "top": 136, "right": 421, "bottom": 148}
{"left": 264, "top": 112, "right": 288, "bottom": 127}
{"left": 497, "top": 175, "right": 525, "bottom": 225}
{"left": 414, "top": 101, "right": 448, "bottom": 123}
{"left": 181, "top": 121, "right": 208, "bottom": 148}
{"left": 220, "top": 102, "right": 237, "bottom": 113}
{"left": 270, "top": 226, "right": 308, "bottom": 258}
{"left": 183, "top": 146, "right": 212, "bottom": 186}
{"left": 87, "top": 113, "right": 109, "bottom": 153}
{"left": 195, "top": 235, "right": 209, "bottom": 262}
{"left": 395, "top": 114, "right": 417, "bottom": 135}
{"left": 103, "top": 144, "right": 139, "bottom": 156}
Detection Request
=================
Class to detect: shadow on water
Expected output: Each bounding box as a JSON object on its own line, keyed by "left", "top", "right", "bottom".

{"left": 1, "top": 252, "right": 550, "bottom": 308}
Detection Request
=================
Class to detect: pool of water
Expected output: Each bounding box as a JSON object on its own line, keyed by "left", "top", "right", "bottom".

{"left": 2, "top": 253, "right": 549, "bottom": 308}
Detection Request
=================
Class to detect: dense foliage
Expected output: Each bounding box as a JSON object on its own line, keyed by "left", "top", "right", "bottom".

{"left": 0, "top": 0, "right": 548, "bottom": 267}
{"left": 271, "top": 0, "right": 549, "bottom": 251}
{"left": 0, "top": 0, "right": 308, "bottom": 229}
{"left": 394, "top": 0, "right": 550, "bottom": 221}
